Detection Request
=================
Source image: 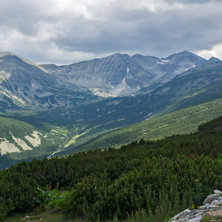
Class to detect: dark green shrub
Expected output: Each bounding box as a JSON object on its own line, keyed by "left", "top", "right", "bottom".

{"left": 0, "top": 197, "right": 8, "bottom": 222}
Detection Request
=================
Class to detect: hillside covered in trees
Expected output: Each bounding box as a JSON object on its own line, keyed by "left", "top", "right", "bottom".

{"left": 1, "top": 116, "right": 222, "bottom": 221}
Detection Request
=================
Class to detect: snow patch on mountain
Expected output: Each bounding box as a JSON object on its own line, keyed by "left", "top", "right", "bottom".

{"left": 157, "top": 59, "right": 169, "bottom": 65}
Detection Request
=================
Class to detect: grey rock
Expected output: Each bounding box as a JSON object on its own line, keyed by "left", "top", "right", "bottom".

{"left": 214, "top": 190, "right": 222, "bottom": 195}
{"left": 188, "top": 216, "right": 202, "bottom": 222}
{"left": 203, "top": 194, "right": 220, "bottom": 205}
{"left": 208, "top": 204, "right": 220, "bottom": 210}
{"left": 215, "top": 202, "right": 222, "bottom": 206}
{"left": 170, "top": 191, "right": 222, "bottom": 221}
{"left": 211, "top": 200, "right": 219, "bottom": 204}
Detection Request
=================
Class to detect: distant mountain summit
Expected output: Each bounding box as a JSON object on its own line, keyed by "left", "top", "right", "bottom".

{"left": 0, "top": 51, "right": 15, "bottom": 57}
{"left": 166, "top": 50, "right": 206, "bottom": 63}
{"left": 42, "top": 50, "right": 219, "bottom": 97}
{"left": 208, "top": 57, "right": 221, "bottom": 63}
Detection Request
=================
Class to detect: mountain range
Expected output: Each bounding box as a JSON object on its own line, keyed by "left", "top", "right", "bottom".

{"left": 0, "top": 50, "right": 220, "bottom": 110}
{"left": 0, "top": 50, "right": 222, "bottom": 169}
{"left": 41, "top": 50, "right": 217, "bottom": 97}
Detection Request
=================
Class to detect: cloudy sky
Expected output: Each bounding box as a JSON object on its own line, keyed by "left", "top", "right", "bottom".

{"left": 1, "top": 0, "right": 222, "bottom": 64}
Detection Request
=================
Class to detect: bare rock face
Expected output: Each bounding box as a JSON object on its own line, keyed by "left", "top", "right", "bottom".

{"left": 170, "top": 190, "right": 222, "bottom": 222}
{"left": 203, "top": 194, "right": 220, "bottom": 205}
{"left": 0, "top": 52, "right": 97, "bottom": 109}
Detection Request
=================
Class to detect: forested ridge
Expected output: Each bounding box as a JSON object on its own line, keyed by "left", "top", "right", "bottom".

{"left": 1, "top": 116, "right": 222, "bottom": 221}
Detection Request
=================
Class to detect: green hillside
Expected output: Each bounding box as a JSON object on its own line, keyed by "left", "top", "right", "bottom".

{"left": 1, "top": 116, "right": 222, "bottom": 222}
{"left": 2, "top": 95, "right": 222, "bottom": 169}
{"left": 0, "top": 114, "right": 70, "bottom": 169}
{"left": 72, "top": 98, "right": 222, "bottom": 153}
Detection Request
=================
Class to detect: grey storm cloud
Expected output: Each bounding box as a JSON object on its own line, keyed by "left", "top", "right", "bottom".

{"left": 0, "top": 0, "right": 222, "bottom": 63}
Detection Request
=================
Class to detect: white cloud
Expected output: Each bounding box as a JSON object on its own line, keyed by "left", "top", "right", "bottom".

{"left": 196, "top": 44, "right": 222, "bottom": 60}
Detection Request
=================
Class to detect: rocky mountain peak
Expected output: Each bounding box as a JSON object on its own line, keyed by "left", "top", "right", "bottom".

{"left": 166, "top": 50, "right": 207, "bottom": 63}
{"left": 208, "top": 57, "right": 222, "bottom": 63}
{"left": 0, "top": 51, "right": 16, "bottom": 58}
{"left": 111, "top": 53, "right": 129, "bottom": 58}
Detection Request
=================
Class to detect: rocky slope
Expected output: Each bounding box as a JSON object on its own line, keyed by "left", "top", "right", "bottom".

{"left": 0, "top": 52, "right": 97, "bottom": 110}
{"left": 42, "top": 51, "right": 219, "bottom": 97}
{"left": 170, "top": 190, "right": 222, "bottom": 222}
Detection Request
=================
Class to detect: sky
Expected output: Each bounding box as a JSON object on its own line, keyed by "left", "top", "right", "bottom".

{"left": 0, "top": 0, "right": 222, "bottom": 64}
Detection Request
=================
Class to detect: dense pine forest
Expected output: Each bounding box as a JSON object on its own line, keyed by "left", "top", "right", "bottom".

{"left": 1, "top": 116, "right": 222, "bottom": 222}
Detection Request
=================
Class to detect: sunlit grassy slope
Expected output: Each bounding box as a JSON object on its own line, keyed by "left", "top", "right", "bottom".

{"left": 71, "top": 98, "right": 222, "bottom": 153}
{"left": 0, "top": 114, "right": 70, "bottom": 169}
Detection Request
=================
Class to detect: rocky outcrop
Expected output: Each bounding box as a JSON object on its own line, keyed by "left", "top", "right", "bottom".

{"left": 170, "top": 190, "right": 222, "bottom": 222}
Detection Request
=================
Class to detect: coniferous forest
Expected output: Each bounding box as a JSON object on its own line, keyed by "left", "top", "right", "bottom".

{"left": 1, "top": 116, "right": 222, "bottom": 222}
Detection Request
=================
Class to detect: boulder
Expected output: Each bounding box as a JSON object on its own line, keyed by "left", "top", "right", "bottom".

{"left": 203, "top": 194, "right": 219, "bottom": 205}
{"left": 214, "top": 189, "right": 222, "bottom": 195}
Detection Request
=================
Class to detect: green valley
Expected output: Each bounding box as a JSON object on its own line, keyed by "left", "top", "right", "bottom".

{"left": 70, "top": 98, "right": 222, "bottom": 153}
{"left": 1, "top": 51, "right": 222, "bottom": 165}
{"left": 0, "top": 114, "right": 69, "bottom": 169}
